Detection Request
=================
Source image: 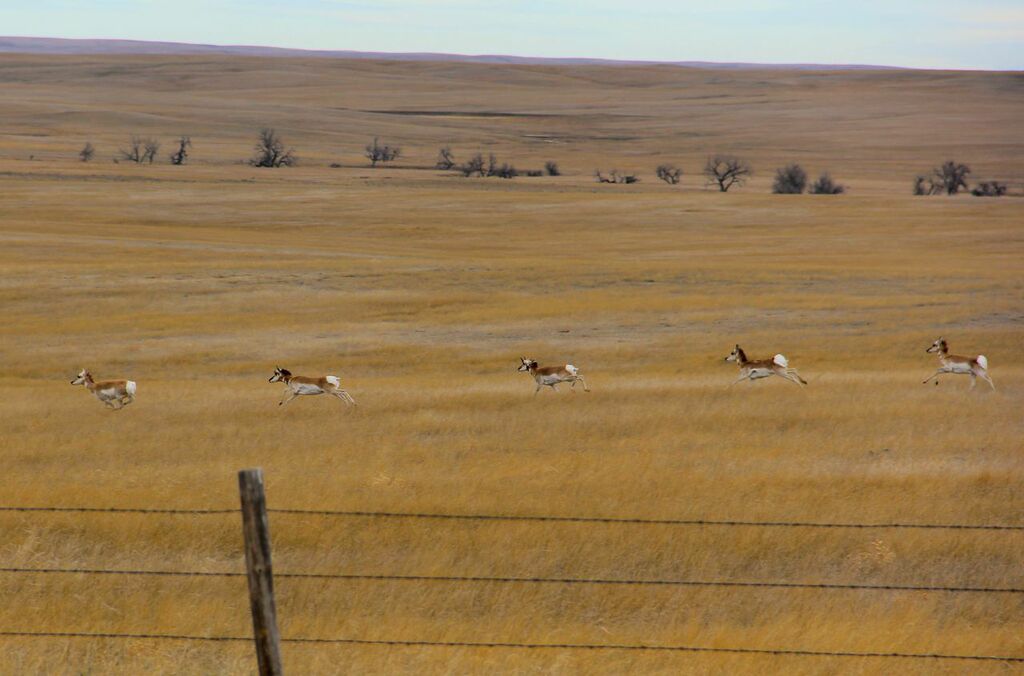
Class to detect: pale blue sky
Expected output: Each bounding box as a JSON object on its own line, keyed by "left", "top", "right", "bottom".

{"left": 1, "top": 0, "right": 1022, "bottom": 69}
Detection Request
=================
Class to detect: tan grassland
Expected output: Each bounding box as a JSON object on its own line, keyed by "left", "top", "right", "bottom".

{"left": 0, "top": 55, "right": 1022, "bottom": 674}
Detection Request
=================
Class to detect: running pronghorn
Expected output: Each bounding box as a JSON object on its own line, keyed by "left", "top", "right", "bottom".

{"left": 725, "top": 345, "right": 807, "bottom": 386}
{"left": 268, "top": 367, "right": 356, "bottom": 407}
{"left": 923, "top": 338, "right": 994, "bottom": 390}
{"left": 70, "top": 369, "right": 137, "bottom": 409}
{"left": 518, "top": 357, "right": 590, "bottom": 395}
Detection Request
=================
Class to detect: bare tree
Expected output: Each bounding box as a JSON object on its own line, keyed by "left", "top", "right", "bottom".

{"left": 79, "top": 142, "right": 95, "bottom": 162}
{"left": 169, "top": 136, "right": 191, "bottom": 165}
{"left": 460, "top": 153, "right": 486, "bottom": 177}
{"left": 118, "top": 135, "right": 150, "bottom": 163}
{"left": 365, "top": 137, "right": 401, "bottom": 167}
{"left": 655, "top": 164, "right": 682, "bottom": 185}
{"left": 704, "top": 155, "right": 752, "bottom": 192}
{"left": 930, "top": 160, "right": 971, "bottom": 195}
{"left": 250, "top": 128, "right": 296, "bottom": 168}
{"left": 486, "top": 153, "right": 499, "bottom": 177}
{"left": 544, "top": 161, "right": 561, "bottom": 176}
{"left": 971, "top": 181, "right": 1007, "bottom": 197}
{"left": 772, "top": 163, "right": 807, "bottom": 194}
{"left": 436, "top": 146, "right": 455, "bottom": 170}
{"left": 809, "top": 173, "right": 845, "bottom": 194}
{"left": 142, "top": 138, "right": 160, "bottom": 164}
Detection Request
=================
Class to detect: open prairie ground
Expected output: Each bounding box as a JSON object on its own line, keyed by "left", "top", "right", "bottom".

{"left": 0, "top": 56, "right": 1022, "bottom": 674}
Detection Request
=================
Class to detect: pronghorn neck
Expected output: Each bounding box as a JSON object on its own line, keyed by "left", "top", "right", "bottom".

{"left": 734, "top": 348, "right": 749, "bottom": 366}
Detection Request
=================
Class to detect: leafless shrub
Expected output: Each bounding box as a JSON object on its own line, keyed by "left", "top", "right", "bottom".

{"left": 460, "top": 153, "right": 486, "bottom": 177}
{"left": 78, "top": 142, "right": 95, "bottom": 162}
{"left": 930, "top": 160, "right": 971, "bottom": 195}
{"left": 655, "top": 164, "right": 682, "bottom": 185}
{"left": 809, "top": 173, "right": 845, "bottom": 194}
{"left": 329, "top": 162, "right": 343, "bottom": 169}
{"left": 704, "top": 155, "right": 752, "bottom": 192}
{"left": 912, "top": 175, "right": 936, "bottom": 196}
{"left": 544, "top": 161, "right": 561, "bottom": 176}
{"left": 119, "top": 135, "right": 159, "bottom": 164}
{"left": 365, "top": 137, "right": 400, "bottom": 167}
{"left": 494, "top": 163, "right": 518, "bottom": 179}
{"left": 523, "top": 169, "right": 544, "bottom": 177}
{"left": 169, "top": 136, "right": 191, "bottom": 165}
{"left": 486, "top": 153, "right": 499, "bottom": 177}
{"left": 436, "top": 146, "right": 455, "bottom": 170}
{"left": 250, "top": 128, "right": 296, "bottom": 168}
{"left": 772, "top": 164, "right": 807, "bottom": 194}
{"left": 971, "top": 181, "right": 1007, "bottom": 197}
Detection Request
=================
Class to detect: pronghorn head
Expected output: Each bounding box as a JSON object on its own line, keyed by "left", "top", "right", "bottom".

{"left": 269, "top": 366, "right": 292, "bottom": 383}
{"left": 70, "top": 369, "right": 91, "bottom": 386}
{"left": 518, "top": 357, "right": 538, "bottom": 372}
{"left": 725, "top": 345, "right": 746, "bottom": 363}
{"left": 926, "top": 338, "right": 948, "bottom": 355}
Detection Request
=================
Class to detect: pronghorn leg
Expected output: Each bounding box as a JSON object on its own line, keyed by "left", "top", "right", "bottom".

{"left": 332, "top": 390, "right": 355, "bottom": 407}
{"left": 922, "top": 370, "right": 944, "bottom": 385}
{"left": 279, "top": 391, "right": 298, "bottom": 407}
{"left": 969, "top": 373, "right": 977, "bottom": 389}
{"left": 730, "top": 374, "right": 747, "bottom": 386}
{"left": 979, "top": 371, "right": 995, "bottom": 390}
{"left": 783, "top": 370, "right": 806, "bottom": 386}
{"left": 534, "top": 383, "right": 542, "bottom": 396}
{"left": 575, "top": 376, "right": 591, "bottom": 392}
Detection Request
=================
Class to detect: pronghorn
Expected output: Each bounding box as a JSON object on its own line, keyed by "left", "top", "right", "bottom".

{"left": 268, "top": 367, "right": 356, "bottom": 407}
{"left": 70, "top": 369, "right": 137, "bottom": 409}
{"left": 923, "top": 338, "right": 994, "bottom": 390}
{"left": 725, "top": 345, "right": 807, "bottom": 386}
{"left": 518, "top": 357, "right": 590, "bottom": 395}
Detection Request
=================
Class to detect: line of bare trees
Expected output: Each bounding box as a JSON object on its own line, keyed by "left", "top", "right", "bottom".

{"left": 74, "top": 133, "right": 1010, "bottom": 197}
{"left": 81, "top": 135, "right": 193, "bottom": 165}
{"left": 435, "top": 148, "right": 559, "bottom": 179}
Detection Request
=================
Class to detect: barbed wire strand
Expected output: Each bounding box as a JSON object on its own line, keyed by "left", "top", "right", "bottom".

{"left": 0, "top": 506, "right": 236, "bottom": 515}
{"left": 0, "top": 631, "right": 1019, "bottom": 662}
{"left": 267, "top": 508, "right": 1024, "bottom": 531}
{"left": 2, "top": 567, "right": 1020, "bottom": 594}
{"left": 2, "top": 505, "right": 1021, "bottom": 531}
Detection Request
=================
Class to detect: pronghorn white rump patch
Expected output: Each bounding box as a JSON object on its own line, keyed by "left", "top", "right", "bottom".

{"left": 325, "top": 376, "right": 341, "bottom": 387}
{"left": 977, "top": 355, "right": 989, "bottom": 370}
{"left": 126, "top": 381, "right": 137, "bottom": 396}
{"left": 565, "top": 364, "right": 579, "bottom": 376}
{"left": 773, "top": 354, "right": 789, "bottom": 368}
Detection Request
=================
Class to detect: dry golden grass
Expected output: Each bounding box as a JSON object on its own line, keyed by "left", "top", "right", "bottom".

{"left": 0, "top": 55, "right": 1022, "bottom": 674}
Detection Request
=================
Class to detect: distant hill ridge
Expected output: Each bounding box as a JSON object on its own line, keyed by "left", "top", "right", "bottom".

{"left": 0, "top": 36, "right": 907, "bottom": 70}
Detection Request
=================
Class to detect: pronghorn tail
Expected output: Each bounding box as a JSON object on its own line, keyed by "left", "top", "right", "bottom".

{"left": 773, "top": 354, "right": 789, "bottom": 368}
{"left": 977, "top": 355, "right": 989, "bottom": 371}
{"left": 325, "top": 375, "right": 341, "bottom": 388}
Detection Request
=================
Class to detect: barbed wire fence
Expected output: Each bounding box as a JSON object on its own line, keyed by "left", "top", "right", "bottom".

{"left": 1, "top": 468, "right": 1022, "bottom": 675}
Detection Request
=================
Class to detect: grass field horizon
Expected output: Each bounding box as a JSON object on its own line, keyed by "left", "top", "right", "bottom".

{"left": 0, "top": 55, "right": 1022, "bottom": 674}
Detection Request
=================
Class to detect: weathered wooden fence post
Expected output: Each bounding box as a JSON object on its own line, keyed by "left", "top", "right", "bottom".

{"left": 238, "top": 468, "right": 284, "bottom": 676}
